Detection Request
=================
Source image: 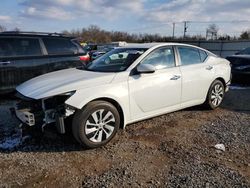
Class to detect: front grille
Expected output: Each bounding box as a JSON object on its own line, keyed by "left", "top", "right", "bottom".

{"left": 16, "top": 99, "right": 42, "bottom": 111}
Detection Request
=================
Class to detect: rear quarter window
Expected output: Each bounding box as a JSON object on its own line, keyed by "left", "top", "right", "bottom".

{"left": 199, "top": 49, "right": 208, "bottom": 62}
{"left": 43, "top": 38, "right": 78, "bottom": 55}
{"left": 72, "top": 41, "right": 86, "bottom": 54}
{"left": 0, "top": 37, "right": 42, "bottom": 57}
{"left": 178, "top": 46, "right": 201, "bottom": 66}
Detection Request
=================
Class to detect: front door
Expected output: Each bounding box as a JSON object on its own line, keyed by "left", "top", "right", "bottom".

{"left": 129, "top": 46, "right": 182, "bottom": 120}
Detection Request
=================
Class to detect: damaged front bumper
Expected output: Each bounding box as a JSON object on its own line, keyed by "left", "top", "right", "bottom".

{"left": 15, "top": 108, "right": 35, "bottom": 126}
{"left": 12, "top": 91, "right": 76, "bottom": 134}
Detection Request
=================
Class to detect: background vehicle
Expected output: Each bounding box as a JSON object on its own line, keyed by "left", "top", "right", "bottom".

{"left": 91, "top": 46, "right": 114, "bottom": 61}
{"left": 15, "top": 43, "right": 231, "bottom": 149}
{"left": 226, "top": 47, "right": 250, "bottom": 84}
{"left": 0, "top": 31, "right": 88, "bottom": 94}
{"left": 83, "top": 43, "right": 97, "bottom": 61}
{"left": 84, "top": 42, "right": 127, "bottom": 61}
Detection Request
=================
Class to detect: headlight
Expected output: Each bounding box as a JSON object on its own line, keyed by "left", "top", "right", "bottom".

{"left": 43, "top": 91, "right": 76, "bottom": 109}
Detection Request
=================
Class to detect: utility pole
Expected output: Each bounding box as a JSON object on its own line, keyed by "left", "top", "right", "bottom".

{"left": 172, "top": 22, "right": 175, "bottom": 39}
{"left": 183, "top": 21, "right": 188, "bottom": 38}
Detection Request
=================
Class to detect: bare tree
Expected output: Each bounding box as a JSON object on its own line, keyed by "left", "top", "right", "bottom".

{"left": 206, "top": 24, "right": 219, "bottom": 40}
{"left": 62, "top": 24, "right": 250, "bottom": 44}
{"left": 218, "top": 34, "right": 231, "bottom": 41}
{"left": 13, "top": 27, "right": 20, "bottom": 32}
{"left": 0, "top": 25, "right": 6, "bottom": 32}
{"left": 240, "top": 30, "right": 250, "bottom": 40}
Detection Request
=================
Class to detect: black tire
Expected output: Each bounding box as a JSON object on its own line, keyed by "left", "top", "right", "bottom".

{"left": 205, "top": 80, "right": 225, "bottom": 109}
{"left": 72, "top": 100, "right": 120, "bottom": 148}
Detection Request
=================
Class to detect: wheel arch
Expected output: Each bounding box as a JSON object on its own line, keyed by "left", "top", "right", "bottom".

{"left": 204, "top": 77, "right": 226, "bottom": 109}
{"left": 88, "top": 97, "right": 125, "bottom": 129}
{"left": 214, "top": 77, "right": 226, "bottom": 89}
{"left": 204, "top": 77, "right": 227, "bottom": 102}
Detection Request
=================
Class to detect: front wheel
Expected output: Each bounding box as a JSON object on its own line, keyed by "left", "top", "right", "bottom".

{"left": 205, "top": 80, "right": 225, "bottom": 109}
{"left": 72, "top": 101, "right": 120, "bottom": 148}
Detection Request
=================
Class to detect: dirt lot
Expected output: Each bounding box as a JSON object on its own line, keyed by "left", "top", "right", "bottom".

{"left": 0, "top": 86, "right": 249, "bottom": 188}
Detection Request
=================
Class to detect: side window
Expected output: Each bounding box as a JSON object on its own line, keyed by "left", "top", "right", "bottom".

{"left": 0, "top": 37, "right": 42, "bottom": 57}
{"left": 72, "top": 41, "right": 86, "bottom": 54}
{"left": 71, "top": 39, "right": 86, "bottom": 53}
{"left": 199, "top": 49, "right": 208, "bottom": 62}
{"left": 178, "top": 47, "right": 202, "bottom": 66}
{"left": 43, "top": 38, "right": 78, "bottom": 55}
{"left": 141, "top": 47, "right": 175, "bottom": 70}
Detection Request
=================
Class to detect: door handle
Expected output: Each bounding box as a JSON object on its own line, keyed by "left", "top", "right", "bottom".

{"left": 0, "top": 61, "right": 11, "bottom": 65}
{"left": 206, "top": 65, "right": 213, "bottom": 70}
{"left": 170, "top": 75, "right": 181, "bottom": 80}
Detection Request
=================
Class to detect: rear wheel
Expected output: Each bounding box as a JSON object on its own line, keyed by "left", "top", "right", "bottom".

{"left": 72, "top": 101, "right": 120, "bottom": 148}
{"left": 205, "top": 80, "right": 225, "bottom": 109}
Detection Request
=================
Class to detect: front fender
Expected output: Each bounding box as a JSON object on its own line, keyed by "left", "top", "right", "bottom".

{"left": 65, "top": 82, "right": 130, "bottom": 125}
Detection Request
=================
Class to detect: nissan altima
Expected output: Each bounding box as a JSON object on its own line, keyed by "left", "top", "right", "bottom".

{"left": 14, "top": 43, "right": 231, "bottom": 148}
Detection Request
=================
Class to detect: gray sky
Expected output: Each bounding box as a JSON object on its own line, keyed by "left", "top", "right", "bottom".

{"left": 1, "top": 0, "right": 250, "bottom": 37}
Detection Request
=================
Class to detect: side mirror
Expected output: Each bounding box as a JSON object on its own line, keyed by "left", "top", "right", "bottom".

{"left": 136, "top": 64, "right": 155, "bottom": 74}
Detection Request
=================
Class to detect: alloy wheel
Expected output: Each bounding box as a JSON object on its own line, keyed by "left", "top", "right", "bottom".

{"left": 211, "top": 84, "right": 224, "bottom": 107}
{"left": 85, "top": 109, "right": 116, "bottom": 143}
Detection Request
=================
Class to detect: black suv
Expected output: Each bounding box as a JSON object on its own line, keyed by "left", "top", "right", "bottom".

{"left": 0, "top": 32, "right": 87, "bottom": 94}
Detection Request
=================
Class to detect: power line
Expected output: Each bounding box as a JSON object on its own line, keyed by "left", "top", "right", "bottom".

{"left": 127, "top": 23, "right": 172, "bottom": 32}
{"left": 188, "top": 20, "right": 250, "bottom": 24}
{"left": 127, "top": 20, "right": 250, "bottom": 32}
{"left": 123, "top": 20, "right": 250, "bottom": 37}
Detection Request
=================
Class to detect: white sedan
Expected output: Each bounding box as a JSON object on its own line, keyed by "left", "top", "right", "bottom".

{"left": 15, "top": 43, "right": 231, "bottom": 148}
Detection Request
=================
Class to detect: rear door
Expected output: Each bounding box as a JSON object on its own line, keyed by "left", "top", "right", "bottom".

{"left": 0, "top": 36, "right": 48, "bottom": 93}
{"left": 42, "top": 37, "right": 85, "bottom": 72}
{"left": 176, "top": 46, "right": 214, "bottom": 105}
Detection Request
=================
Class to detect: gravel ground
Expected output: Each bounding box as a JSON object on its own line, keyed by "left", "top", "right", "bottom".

{"left": 0, "top": 86, "right": 249, "bottom": 187}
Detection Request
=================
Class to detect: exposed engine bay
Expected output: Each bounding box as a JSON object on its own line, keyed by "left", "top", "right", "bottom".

{"left": 14, "top": 92, "right": 75, "bottom": 134}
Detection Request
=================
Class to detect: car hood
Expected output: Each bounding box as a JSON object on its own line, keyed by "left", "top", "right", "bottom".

{"left": 16, "top": 68, "right": 116, "bottom": 99}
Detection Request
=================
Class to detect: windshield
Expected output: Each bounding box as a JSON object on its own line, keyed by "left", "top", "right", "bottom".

{"left": 86, "top": 48, "right": 147, "bottom": 72}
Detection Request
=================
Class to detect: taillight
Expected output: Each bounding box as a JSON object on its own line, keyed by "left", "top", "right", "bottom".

{"left": 79, "top": 54, "right": 90, "bottom": 62}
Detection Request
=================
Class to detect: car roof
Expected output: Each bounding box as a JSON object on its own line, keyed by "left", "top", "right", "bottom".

{"left": 122, "top": 42, "right": 216, "bottom": 55}
{"left": 123, "top": 42, "right": 201, "bottom": 49}
{"left": 0, "top": 31, "right": 74, "bottom": 39}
